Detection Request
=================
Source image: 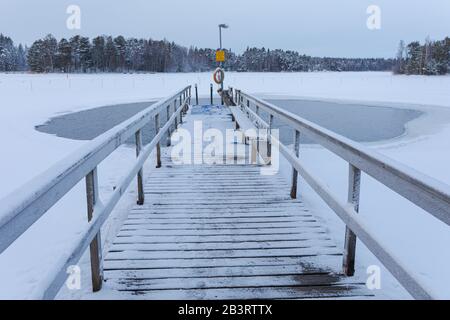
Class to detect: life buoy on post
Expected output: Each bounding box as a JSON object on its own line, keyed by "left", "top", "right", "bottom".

{"left": 213, "top": 68, "right": 225, "bottom": 84}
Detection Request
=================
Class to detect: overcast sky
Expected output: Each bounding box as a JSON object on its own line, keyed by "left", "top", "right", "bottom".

{"left": 0, "top": 0, "right": 449, "bottom": 58}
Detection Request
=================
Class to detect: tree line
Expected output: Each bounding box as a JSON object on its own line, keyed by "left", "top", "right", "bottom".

{"left": 1, "top": 33, "right": 448, "bottom": 75}
{"left": 394, "top": 37, "right": 450, "bottom": 75}
{"left": 1, "top": 33, "right": 395, "bottom": 74}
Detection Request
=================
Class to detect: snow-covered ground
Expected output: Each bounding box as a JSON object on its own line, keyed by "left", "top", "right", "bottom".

{"left": 0, "top": 72, "right": 450, "bottom": 299}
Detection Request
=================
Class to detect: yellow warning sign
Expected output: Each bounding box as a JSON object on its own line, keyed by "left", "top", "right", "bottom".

{"left": 216, "top": 50, "right": 226, "bottom": 62}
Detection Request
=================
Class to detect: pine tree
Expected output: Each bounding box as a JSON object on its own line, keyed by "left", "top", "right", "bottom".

{"left": 79, "top": 37, "right": 92, "bottom": 72}
{"left": 0, "top": 34, "right": 18, "bottom": 71}
{"left": 41, "top": 34, "right": 57, "bottom": 72}
{"left": 433, "top": 39, "right": 449, "bottom": 75}
{"left": 114, "top": 36, "right": 127, "bottom": 72}
{"left": 105, "top": 37, "right": 117, "bottom": 72}
{"left": 92, "top": 36, "right": 106, "bottom": 72}
{"left": 16, "top": 44, "right": 27, "bottom": 71}
{"left": 422, "top": 37, "right": 438, "bottom": 75}
{"left": 406, "top": 41, "right": 423, "bottom": 74}
{"left": 69, "top": 36, "right": 81, "bottom": 72}
{"left": 55, "top": 38, "right": 72, "bottom": 72}
{"left": 27, "top": 40, "right": 45, "bottom": 72}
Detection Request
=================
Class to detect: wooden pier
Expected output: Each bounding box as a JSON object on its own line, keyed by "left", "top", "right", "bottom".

{"left": 103, "top": 105, "right": 370, "bottom": 299}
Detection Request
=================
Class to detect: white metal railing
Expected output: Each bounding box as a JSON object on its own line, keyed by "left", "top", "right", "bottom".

{"left": 0, "top": 86, "right": 191, "bottom": 299}
{"left": 231, "top": 88, "right": 450, "bottom": 300}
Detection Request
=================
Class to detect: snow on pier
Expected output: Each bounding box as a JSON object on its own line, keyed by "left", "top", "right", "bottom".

{"left": 102, "top": 105, "right": 371, "bottom": 299}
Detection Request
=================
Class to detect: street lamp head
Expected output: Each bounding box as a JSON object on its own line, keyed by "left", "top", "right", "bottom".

{"left": 219, "top": 24, "right": 229, "bottom": 29}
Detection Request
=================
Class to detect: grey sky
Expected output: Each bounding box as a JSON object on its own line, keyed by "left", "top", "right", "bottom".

{"left": 0, "top": 0, "right": 449, "bottom": 58}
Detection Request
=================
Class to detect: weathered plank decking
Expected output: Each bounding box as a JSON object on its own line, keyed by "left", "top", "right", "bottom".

{"left": 103, "top": 105, "right": 371, "bottom": 299}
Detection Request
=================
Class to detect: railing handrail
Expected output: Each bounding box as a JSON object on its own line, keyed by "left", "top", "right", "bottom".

{"left": 232, "top": 88, "right": 450, "bottom": 300}
{"left": 236, "top": 90, "right": 450, "bottom": 227}
{"left": 0, "top": 86, "right": 191, "bottom": 298}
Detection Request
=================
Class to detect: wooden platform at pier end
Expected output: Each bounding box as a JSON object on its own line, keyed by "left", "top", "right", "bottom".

{"left": 102, "top": 105, "right": 372, "bottom": 300}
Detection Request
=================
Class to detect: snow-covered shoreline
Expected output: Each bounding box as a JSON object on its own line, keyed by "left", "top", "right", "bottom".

{"left": 1, "top": 72, "right": 450, "bottom": 299}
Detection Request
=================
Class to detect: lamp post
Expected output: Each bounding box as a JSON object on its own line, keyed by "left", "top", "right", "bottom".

{"left": 219, "top": 24, "right": 228, "bottom": 50}
{"left": 218, "top": 24, "right": 228, "bottom": 105}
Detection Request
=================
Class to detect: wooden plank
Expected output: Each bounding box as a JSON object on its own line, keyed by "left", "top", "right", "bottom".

{"left": 126, "top": 212, "right": 312, "bottom": 219}
{"left": 104, "top": 265, "right": 332, "bottom": 280}
{"left": 128, "top": 210, "right": 309, "bottom": 216}
{"left": 141, "top": 195, "right": 294, "bottom": 201}
{"left": 129, "top": 208, "right": 308, "bottom": 215}
{"left": 144, "top": 189, "right": 287, "bottom": 194}
{"left": 135, "top": 130, "right": 145, "bottom": 205}
{"left": 106, "top": 274, "right": 361, "bottom": 291}
{"left": 138, "top": 200, "right": 304, "bottom": 207}
{"left": 343, "top": 164, "right": 362, "bottom": 276}
{"left": 85, "top": 168, "right": 103, "bottom": 292}
{"left": 104, "top": 255, "right": 342, "bottom": 271}
{"left": 105, "top": 284, "right": 371, "bottom": 300}
{"left": 144, "top": 184, "right": 287, "bottom": 189}
{"left": 120, "top": 221, "right": 322, "bottom": 230}
{"left": 109, "top": 239, "right": 335, "bottom": 252}
{"left": 105, "top": 247, "right": 341, "bottom": 261}
{"left": 113, "top": 233, "right": 330, "bottom": 244}
{"left": 117, "top": 227, "right": 328, "bottom": 237}
{"left": 123, "top": 217, "right": 316, "bottom": 224}
{"left": 143, "top": 189, "right": 288, "bottom": 194}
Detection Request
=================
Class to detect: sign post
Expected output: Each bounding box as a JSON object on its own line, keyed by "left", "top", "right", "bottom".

{"left": 217, "top": 24, "right": 229, "bottom": 105}
{"left": 216, "top": 50, "right": 226, "bottom": 63}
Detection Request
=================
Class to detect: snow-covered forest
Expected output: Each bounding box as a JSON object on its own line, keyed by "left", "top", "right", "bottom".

{"left": 0, "top": 34, "right": 27, "bottom": 71}
{"left": 393, "top": 37, "right": 450, "bottom": 75}
{"left": 2, "top": 33, "right": 450, "bottom": 75}
{"left": 1, "top": 33, "right": 393, "bottom": 73}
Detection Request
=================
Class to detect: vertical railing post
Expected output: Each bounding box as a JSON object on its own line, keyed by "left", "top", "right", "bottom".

{"left": 188, "top": 87, "right": 191, "bottom": 105}
{"left": 210, "top": 84, "right": 213, "bottom": 105}
{"left": 290, "top": 130, "right": 301, "bottom": 199}
{"left": 85, "top": 168, "right": 103, "bottom": 292}
{"left": 343, "top": 164, "right": 361, "bottom": 276}
{"left": 183, "top": 90, "right": 188, "bottom": 114}
{"left": 195, "top": 84, "right": 199, "bottom": 105}
{"left": 174, "top": 100, "right": 178, "bottom": 130}
{"left": 135, "top": 130, "right": 145, "bottom": 205}
{"left": 155, "top": 114, "right": 162, "bottom": 168}
{"left": 179, "top": 96, "right": 184, "bottom": 124}
{"left": 268, "top": 114, "right": 274, "bottom": 159}
{"left": 166, "top": 105, "right": 172, "bottom": 147}
{"left": 256, "top": 106, "right": 261, "bottom": 162}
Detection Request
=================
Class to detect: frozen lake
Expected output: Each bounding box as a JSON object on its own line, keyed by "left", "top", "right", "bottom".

{"left": 35, "top": 98, "right": 421, "bottom": 145}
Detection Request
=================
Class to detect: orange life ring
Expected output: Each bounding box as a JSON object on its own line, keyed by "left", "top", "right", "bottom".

{"left": 213, "top": 68, "right": 225, "bottom": 84}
